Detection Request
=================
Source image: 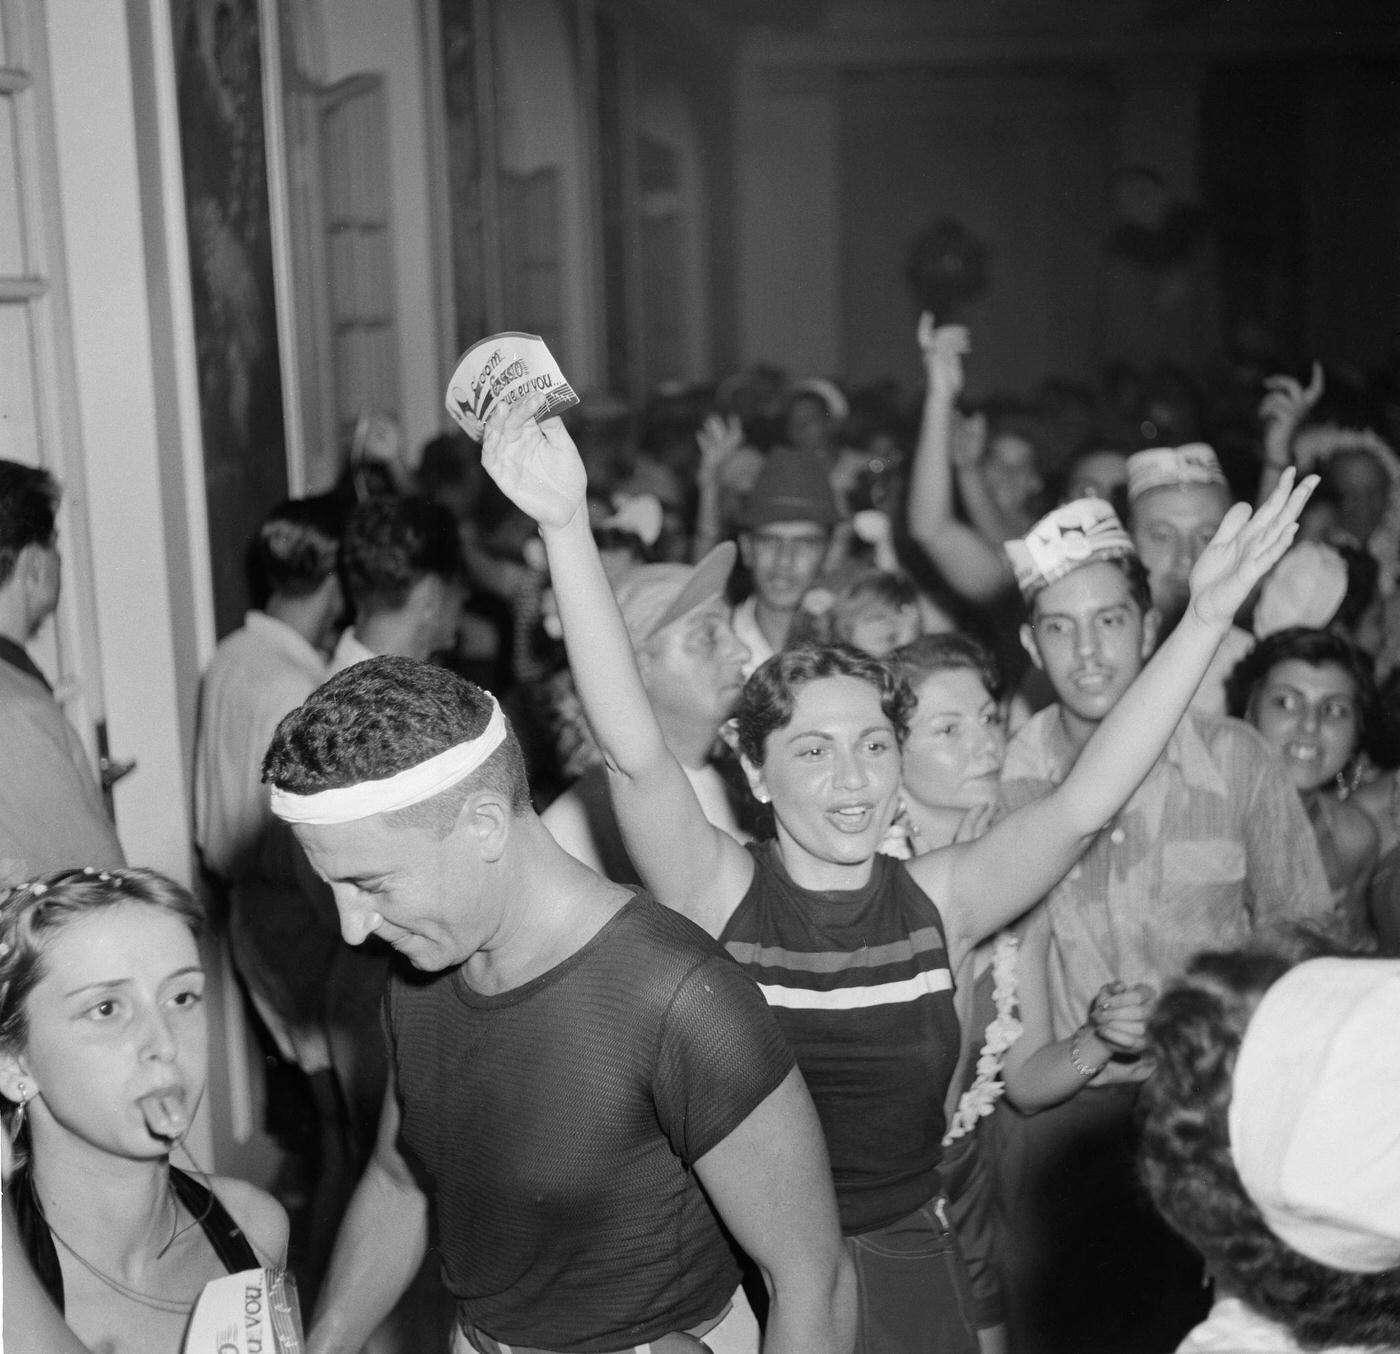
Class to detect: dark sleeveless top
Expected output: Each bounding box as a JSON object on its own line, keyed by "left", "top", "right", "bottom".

{"left": 12, "top": 1165, "right": 261, "bottom": 1313}
{"left": 719, "top": 842, "right": 962, "bottom": 1235}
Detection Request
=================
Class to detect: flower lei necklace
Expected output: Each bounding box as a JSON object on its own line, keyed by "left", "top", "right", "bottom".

{"left": 943, "top": 931, "right": 1023, "bottom": 1145}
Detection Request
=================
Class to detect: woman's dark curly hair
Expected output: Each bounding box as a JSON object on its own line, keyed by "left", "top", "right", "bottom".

{"left": 1139, "top": 936, "right": 1400, "bottom": 1349}
{"left": 1225, "top": 626, "right": 1383, "bottom": 763}
{"left": 735, "top": 643, "right": 914, "bottom": 766}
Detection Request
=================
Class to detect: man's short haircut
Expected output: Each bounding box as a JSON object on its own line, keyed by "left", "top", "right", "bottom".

{"left": 253, "top": 494, "right": 344, "bottom": 601}
{"left": 1024, "top": 554, "right": 1153, "bottom": 624}
{"left": 341, "top": 495, "right": 463, "bottom": 611}
{"left": 262, "top": 655, "right": 531, "bottom": 823}
{"left": 0, "top": 460, "right": 59, "bottom": 591}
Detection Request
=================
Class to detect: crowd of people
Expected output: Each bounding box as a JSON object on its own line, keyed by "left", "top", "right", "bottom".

{"left": 2, "top": 311, "right": 1400, "bottom": 1354}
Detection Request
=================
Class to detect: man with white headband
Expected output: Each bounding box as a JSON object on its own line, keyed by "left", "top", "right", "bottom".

{"left": 263, "top": 655, "right": 853, "bottom": 1354}
{"left": 1141, "top": 946, "right": 1400, "bottom": 1353}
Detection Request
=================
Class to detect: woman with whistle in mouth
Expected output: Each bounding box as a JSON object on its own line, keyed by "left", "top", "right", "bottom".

{"left": 0, "top": 867, "right": 288, "bottom": 1354}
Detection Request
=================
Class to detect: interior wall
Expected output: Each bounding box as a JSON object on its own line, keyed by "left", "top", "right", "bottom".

{"left": 735, "top": 60, "right": 843, "bottom": 378}
{"left": 323, "top": 1, "right": 443, "bottom": 461}
{"left": 838, "top": 67, "right": 1118, "bottom": 398}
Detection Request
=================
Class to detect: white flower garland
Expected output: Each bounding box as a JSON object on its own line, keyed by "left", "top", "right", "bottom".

{"left": 943, "top": 931, "right": 1023, "bottom": 1146}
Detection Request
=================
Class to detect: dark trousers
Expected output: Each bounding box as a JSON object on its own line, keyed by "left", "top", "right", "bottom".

{"left": 990, "top": 1084, "right": 1209, "bottom": 1354}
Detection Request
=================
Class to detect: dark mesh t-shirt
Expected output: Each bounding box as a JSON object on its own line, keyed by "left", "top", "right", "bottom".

{"left": 386, "top": 894, "right": 795, "bottom": 1351}
{"left": 720, "top": 842, "right": 961, "bottom": 1235}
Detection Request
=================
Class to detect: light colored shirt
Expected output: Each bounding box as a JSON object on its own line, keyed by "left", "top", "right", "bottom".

{"left": 328, "top": 626, "right": 377, "bottom": 677}
{"left": 195, "top": 611, "right": 327, "bottom": 882}
{"left": 1176, "top": 1296, "right": 1374, "bottom": 1353}
{"left": 1001, "top": 706, "right": 1332, "bottom": 1041}
{"left": 731, "top": 595, "right": 775, "bottom": 679}
{"left": 1193, "top": 624, "right": 1254, "bottom": 715}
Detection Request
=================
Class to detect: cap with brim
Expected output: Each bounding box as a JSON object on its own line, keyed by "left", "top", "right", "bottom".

{"left": 740, "top": 446, "right": 841, "bottom": 529}
{"left": 1005, "top": 498, "right": 1137, "bottom": 599}
{"left": 1229, "top": 957, "right": 1400, "bottom": 1273}
{"left": 613, "top": 542, "right": 737, "bottom": 648}
{"left": 1126, "top": 443, "right": 1228, "bottom": 503}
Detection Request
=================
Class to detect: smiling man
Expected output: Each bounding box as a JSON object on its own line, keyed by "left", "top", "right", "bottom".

{"left": 543, "top": 543, "right": 752, "bottom": 884}
{"left": 263, "top": 655, "right": 852, "bottom": 1354}
{"left": 994, "top": 497, "right": 1333, "bottom": 1354}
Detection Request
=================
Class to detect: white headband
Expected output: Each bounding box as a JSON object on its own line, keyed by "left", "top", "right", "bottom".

{"left": 269, "top": 701, "right": 507, "bottom": 826}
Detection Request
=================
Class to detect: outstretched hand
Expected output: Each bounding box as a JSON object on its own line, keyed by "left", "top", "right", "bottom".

{"left": 697, "top": 413, "right": 744, "bottom": 479}
{"left": 480, "top": 392, "right": 588, "bottom": 530}
{"left": 917, "top": 311, "right": 970, "bottom": 403}
{"left": 1187, "top": 466, "right": 1317, "bottom": 627}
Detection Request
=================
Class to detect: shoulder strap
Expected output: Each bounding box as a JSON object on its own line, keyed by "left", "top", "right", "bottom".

{"left": 11, "top": 1164, "right": 66, "bottom": 1313}
{"left": 170, "top": 1167, "right": 262, "bottom": 1273}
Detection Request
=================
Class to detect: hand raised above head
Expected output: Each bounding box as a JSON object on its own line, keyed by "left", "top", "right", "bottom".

{"left": 1187, "top": 465, "right": 1318, "bottom": 628}
{"left": 480, "top": 391, "right": 589, "bottom": 530}
{"left": 916, "top": 311, "right": 970, "bottom": 401}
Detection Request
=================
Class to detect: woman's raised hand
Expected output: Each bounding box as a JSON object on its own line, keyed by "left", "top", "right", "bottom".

{"left": 1187, "top": 465, "right": 1317, "bottom": 628}
{"left": 481, "top": 392, "right": 589, "bottom": 530}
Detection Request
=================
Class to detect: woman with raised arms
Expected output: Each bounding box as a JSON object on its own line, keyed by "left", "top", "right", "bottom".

{"left": 481, "top": 391, "right": 1313, "bottom": 1354}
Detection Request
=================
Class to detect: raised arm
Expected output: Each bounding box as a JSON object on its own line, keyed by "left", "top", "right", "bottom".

{"left": 920, "top": 468, "right": 1317, "bottom": 953}
{"left": 905, "top": 313, "right": 1016, "bottom": 602}
{"left": 481, "top": 394, "right": 753, "bottom": 935}
{"left": 693, "top": 413, "right": 745, "bottom": 561}
{"left": 1255, "top": 361, "right": 1323, "bottom": 507}
{"left": 307, "top": 1085, "right": 428, "bottom": 1354}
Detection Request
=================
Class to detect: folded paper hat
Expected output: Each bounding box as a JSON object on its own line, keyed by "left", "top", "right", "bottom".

{"left": 740, "top": 446, "right": 841, "bottom": 529}
{"left": 1252, "top": 541, "right": 1349, "bottom": 639}
{"left": 1005, "top": 498, "right": 1137, "bottom": 599}
{"left": 612, "top": 542, "right": 737, "bottom": 648}
{"left": 1126, "top": 443, "right": 1228, "bottom": 503}
{"left": 1229, "top": 957, "right": 1400, "bottom": 1274}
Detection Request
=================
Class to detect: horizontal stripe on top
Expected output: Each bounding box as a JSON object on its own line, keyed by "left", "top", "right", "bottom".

{"left": 725, "top": 926, "right": 948, "bottom": 974}
{"left": 757, "top": 967, "right": 952, "bottom": 1011}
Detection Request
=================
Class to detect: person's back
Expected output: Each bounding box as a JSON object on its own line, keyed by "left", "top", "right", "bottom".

{"left": 0, "top": 459, "right": 122, "bottom": 877}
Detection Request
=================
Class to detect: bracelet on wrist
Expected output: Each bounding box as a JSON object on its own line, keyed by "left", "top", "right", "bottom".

{"left": 1070, "top": 1025, "right": 1108, "bottom": 1079}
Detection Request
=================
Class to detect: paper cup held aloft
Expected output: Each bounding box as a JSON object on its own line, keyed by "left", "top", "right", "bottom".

{"left": 445, "top": 331, "right": 580, "bottom": 439}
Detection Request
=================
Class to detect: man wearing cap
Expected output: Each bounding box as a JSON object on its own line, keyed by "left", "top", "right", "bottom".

{"left": 1125, "top": 443, "right": 1251, "bottom": 712}
{"left": 265, "top": 656, "right": 854, "bottom": 1354}
{"left": 543, "top": 543, "right": 751, "bottom": 884}
{"left": 994, "top": 495, "right": 1333, "bottom": 1354}
{"left": 733, "top": 446, "right": 843, "bottom": 676}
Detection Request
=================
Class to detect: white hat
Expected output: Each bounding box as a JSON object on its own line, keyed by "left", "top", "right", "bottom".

{"left": 1126, "top": 443, "right": 1228, "bottom": 503}
{"left": 1005, "top": 498, "right": 1137, "bottom": 600}
{"left": 1251, "top": 541, "right": 1349, "bottom": 639}
{"left": 1229, "top": 957, "right": 1400, "bottom": 1273}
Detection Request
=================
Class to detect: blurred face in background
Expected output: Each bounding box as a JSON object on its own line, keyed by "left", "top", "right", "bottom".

{"left": 741, "top": 522, "right": 830, "bottom": 614}
{"left": 1129, "top": 482, "right": 1230, "bottom": 622}
{"left": 901, "top": 667, "right": 1005, "bottom": 814}
{"left": 984, "top": 433, "right": 1043, "bottom": 520}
